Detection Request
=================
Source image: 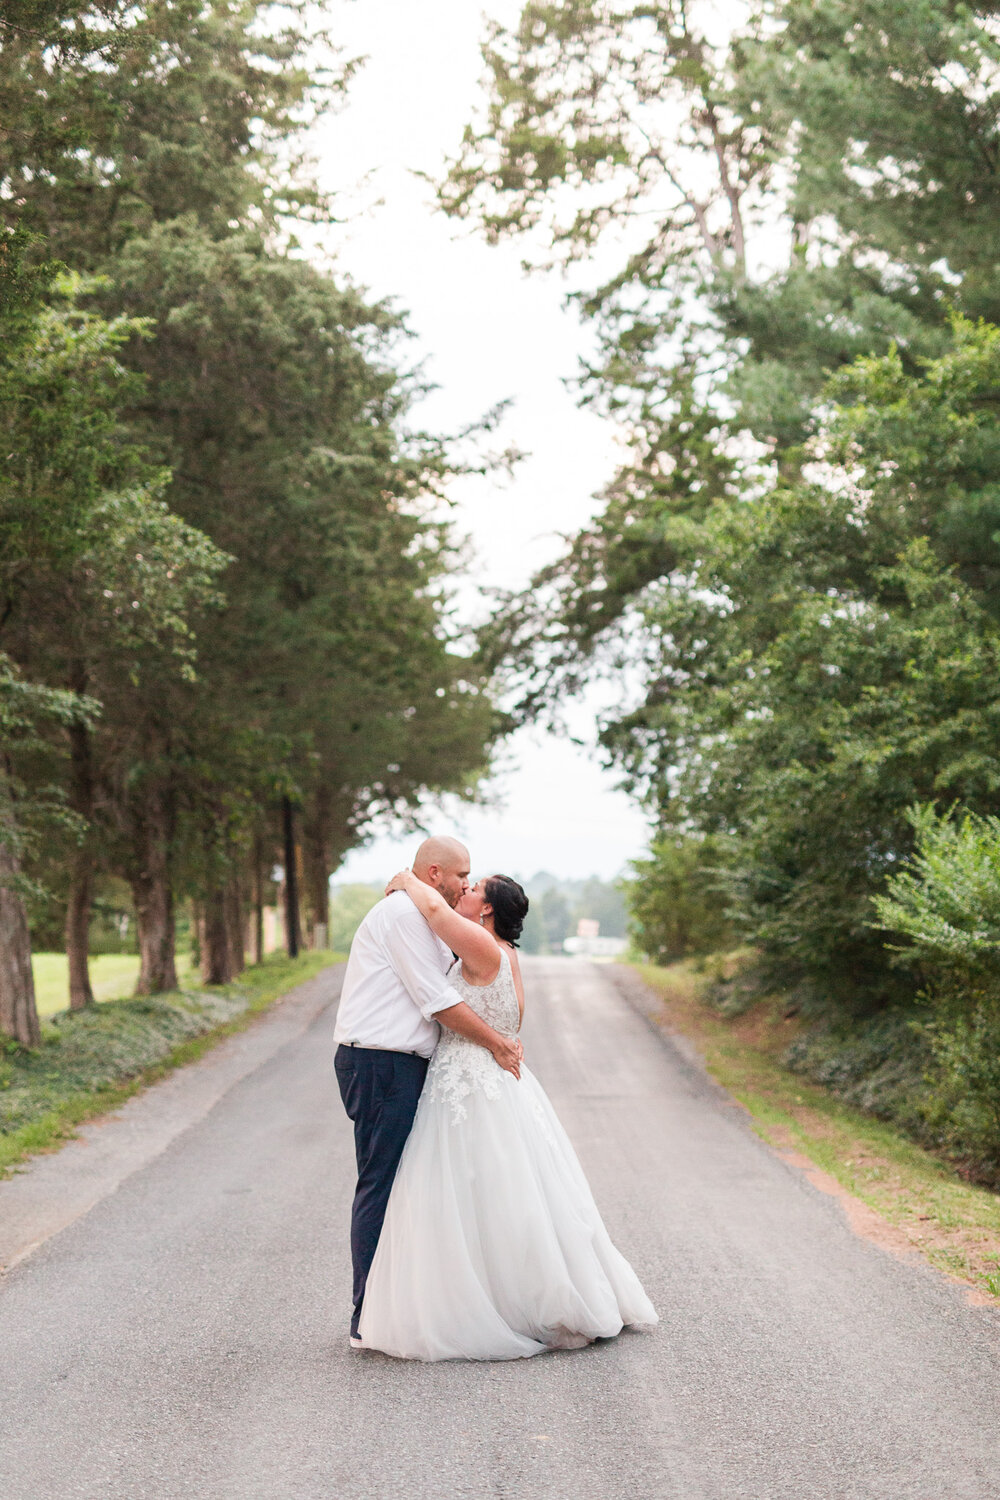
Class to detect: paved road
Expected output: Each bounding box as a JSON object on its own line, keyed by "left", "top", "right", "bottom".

{"left": 2, "top": 957, "right": 1000, "bottom": 1499}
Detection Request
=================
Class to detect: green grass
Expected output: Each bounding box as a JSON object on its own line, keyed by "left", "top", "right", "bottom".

{"left": 631, "top": 958, "right": 1000, "bottom": 1300}
{"left": 1, "top": 949, "right": 343, "bottom": 1177}
{"left": 31, "top": 951, "right": 195, "bottom": 1017}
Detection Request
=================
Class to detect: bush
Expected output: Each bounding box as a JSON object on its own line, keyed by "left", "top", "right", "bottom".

{"left": 873, "top": 804, "right": 1000, "bottom": 1171}
{"left": 783, "top": 1011, "right": 933, "bottom": 1138}
{"left": 627, "top": 835, "right": 736, "bottom": 963}
{"left": 873, "top": 803, "right": 1000, "bottom": 975}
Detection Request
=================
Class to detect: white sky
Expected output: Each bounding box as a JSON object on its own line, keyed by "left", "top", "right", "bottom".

{"left": 308, "top": 0, "right": 652, "bottom": 884}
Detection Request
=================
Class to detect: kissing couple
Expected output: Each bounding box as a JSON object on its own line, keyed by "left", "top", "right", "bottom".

{"left": 334, "top": 835, "right": 657, "bottom": 1361}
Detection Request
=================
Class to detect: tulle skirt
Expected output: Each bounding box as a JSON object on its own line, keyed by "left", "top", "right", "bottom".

{"left": 358, "top": 1057, "right": 658, "bottom": 1361}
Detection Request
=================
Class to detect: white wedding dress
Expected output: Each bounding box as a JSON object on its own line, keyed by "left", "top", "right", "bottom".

{"left": 358, "top": 950, "right": 658, "bottom": 1361}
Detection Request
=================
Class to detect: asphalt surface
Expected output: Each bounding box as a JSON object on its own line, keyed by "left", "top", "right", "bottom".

{"left": 2, "top": 956, "right": 1000, "bottom": 1500}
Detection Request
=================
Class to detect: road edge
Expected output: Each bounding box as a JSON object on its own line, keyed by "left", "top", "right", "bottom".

{"left": 0, "top": 962, "right": 345, "bottom": 1277}
{"left": 603, "top": 960, "right": 1000, "bottom": 1310}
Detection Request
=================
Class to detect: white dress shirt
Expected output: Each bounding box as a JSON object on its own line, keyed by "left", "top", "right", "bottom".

{"left": 334, "top": 890, "right": 457, "bottom": 1058}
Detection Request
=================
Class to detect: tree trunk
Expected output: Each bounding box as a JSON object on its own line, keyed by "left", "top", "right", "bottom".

{"left": 191, "top": 901, "right": 203, "bottom": 970}
{"left": 302, "top": 789, "right": 331, "bottom": 949}
{"left": 0, "top": 836, "right": 41, "bottom": 1048}
{"left": 282, "top": 796, "right": 300, "bottom": 958}
{"left": 131, "top": 787, "right": 177, "bottom": 995}
{"left": 65, "top": 712, "right": 95, "bottom": 1009}
{"left": 224, "top": 870, "right": 244, "bottom": 976}
{"left": 65, "top": 858, "right": 94, "bottom": 1009}
{"left": 251, "top": 834, "right": 264, "bottom": 965}
{"left": 200, "top": 881, "right": 233, "bottom": 985}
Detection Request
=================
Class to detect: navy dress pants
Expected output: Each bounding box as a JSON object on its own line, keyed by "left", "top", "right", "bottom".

{"left": 335, "top": 1044, "right": 429, "bottom": 1338}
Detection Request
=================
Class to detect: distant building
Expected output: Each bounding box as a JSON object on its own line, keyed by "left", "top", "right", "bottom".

{"left": 563, "top": 918, "right": 628, "bottom": 958}
{"left": 562, "top": 934, "right": 628, "bottom": 958}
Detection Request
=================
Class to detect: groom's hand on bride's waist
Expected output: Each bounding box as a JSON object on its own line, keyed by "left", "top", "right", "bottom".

{"left": 435, "top": 1000, "right": 523, "bottom": 1078}
{"left": 491, "top": 1035, "right": 523, "bottom": 1080}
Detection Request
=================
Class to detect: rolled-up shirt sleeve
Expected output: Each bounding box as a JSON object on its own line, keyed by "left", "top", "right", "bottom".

{"left": 382, "top": 904, "right": 457, "bottom": 1021}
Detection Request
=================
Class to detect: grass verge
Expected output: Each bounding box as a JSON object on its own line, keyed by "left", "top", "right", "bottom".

{"left": 626, "top": 958, "right": 1000, "bottom": 1302}
{"left": 0, "top": 950, "right": 342, "bottom": 1179}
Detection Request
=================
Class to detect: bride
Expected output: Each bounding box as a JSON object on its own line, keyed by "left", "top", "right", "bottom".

{"left": 357, "top": 868, "right": 658, "bottom": 1361}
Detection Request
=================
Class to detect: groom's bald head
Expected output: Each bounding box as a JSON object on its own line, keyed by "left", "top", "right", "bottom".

{"left": 413, "top": 836, "right": 470, "bottom": 908}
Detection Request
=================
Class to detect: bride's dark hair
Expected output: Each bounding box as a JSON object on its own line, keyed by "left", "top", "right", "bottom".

{"left": 484, "top": 875, "right": 529, "bottom": 946}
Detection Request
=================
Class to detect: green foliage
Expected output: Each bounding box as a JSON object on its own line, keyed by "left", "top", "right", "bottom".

{"left": 783, "top": 1011, "right": 934, "bottom": 1141}
{"left": 873, "top": 804, "right": 1000, "bottom": 1169}
{"left": 627, "top": 836, "right": 735, "bottom": 963}
{"left": 103, "top": 220, "right": 500, "bottom": 887}
{"left": 0, "top": 653, "right": 93, "bottom": 878}
{"left": 0, "top": 0, "right": 345, "bottom": 263}
{"left": 571, "top": 324, "right": 999, "bottom": 1005}
{"left": 328, "top": 884, "right": 382, "bottom": 953}
{"left": 536, "top": 887, "right": 571, "bottom": 953}
{"left": 452, "top": 0, "right": 1000, "bottom": 1019}
{"left": 738, "top": 0, "right": 1000, "bottom": 323}
{"left": 0, "top": 271, "right": 149, "bottom": 576}
{"left": 447, "top": 0, "right": 1000, "bottom": 467}
{"left": 921, "top": 1006, "right": 1000, "bottom": 1174}
{"left": 483, "top": 305, "right": 1000, "bottom": 1011}
{"left": 442, "top": 2, "right": 761, "bottom": 279}
{"left": 516, "top": 872, "right": 626, "bottom": 953}
{"left": 450, "top": 0, "right": 1000, "bottom": 1166}
{"left": 0, "top": 264, "right": 228, "bottom": 696}
{"left": 0, "top": 265, "right": 228, "bottom": 961}
{"left": 873, "top": 805, "right": 1000, "bottom": 977}
{"left": 0, "top": 987, "right": 240, "bottom": 1134}
{"left": 706, "top": 537, "right": 1000, "bottom": 1005}
{"left": 0, "top": 0, "right": 502, "bottom": 1023}
{"left": 572, "top": 875, "right": 628, "bottom": 939}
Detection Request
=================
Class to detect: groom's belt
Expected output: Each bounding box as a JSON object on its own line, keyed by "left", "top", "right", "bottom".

{"left": 340, "top": 1041, "right": 425, "bottom": 1058}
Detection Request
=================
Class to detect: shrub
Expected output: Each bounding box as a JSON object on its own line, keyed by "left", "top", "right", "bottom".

{"left": 872, "top": 804, "right": 1000, "bottom": 1171}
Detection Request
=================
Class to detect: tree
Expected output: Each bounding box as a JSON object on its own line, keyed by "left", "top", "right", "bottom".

{"left": 0, "top": 263, "right": 228, "bottom": 1016}
{"left": 0, "top": 0, "right": 335, "bottom": 1005}
{"left": 627, "top": 838, "right": 733, "bottom": 962}
{"left": 451, "top": 0, "right": 1000, "bottom": 728}
{"left": 445, "top": 0, "right": 1000, "bottom": 459}
{"left": 0, "top": 0, "right": 343, "bottom": 266}
{"left": 442, "top": 2, "right": 759, "bottom": 281}
{"left": 572, "top": 876, "right": 628, "bottom": 939}
{"left": 328, "top": 884, "right": 382, "bottom": 953}
{"left": 1, "top": 0, "right": 501, "bottom": 1009}
{"left": 107, "top": 222, "right": 500, "bottom": 978}
{"left": 601, "top": 324, "right": 1000, "bottom": 1006}
{"left": 0, "top": 655, "right": 89, "bottom": 1044}
{"left": 447, "top": 0, "right": 1000, "bottom": 1015}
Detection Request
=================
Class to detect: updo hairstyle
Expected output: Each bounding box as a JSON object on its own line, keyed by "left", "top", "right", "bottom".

{"left": 483, "top": 875, "right": 529, "bottom": 946}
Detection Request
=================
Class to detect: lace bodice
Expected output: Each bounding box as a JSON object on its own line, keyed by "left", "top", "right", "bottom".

{"left": 425, "top": 948, "right": 520, "bottom": 1124}
{"left": 446, "top": 948, "right": 520, "bottom": 1035}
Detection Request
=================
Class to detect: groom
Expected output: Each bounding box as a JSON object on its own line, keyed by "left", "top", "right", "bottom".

{"left": 334, "top": 835, "right": 522, "bottom": 1348}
